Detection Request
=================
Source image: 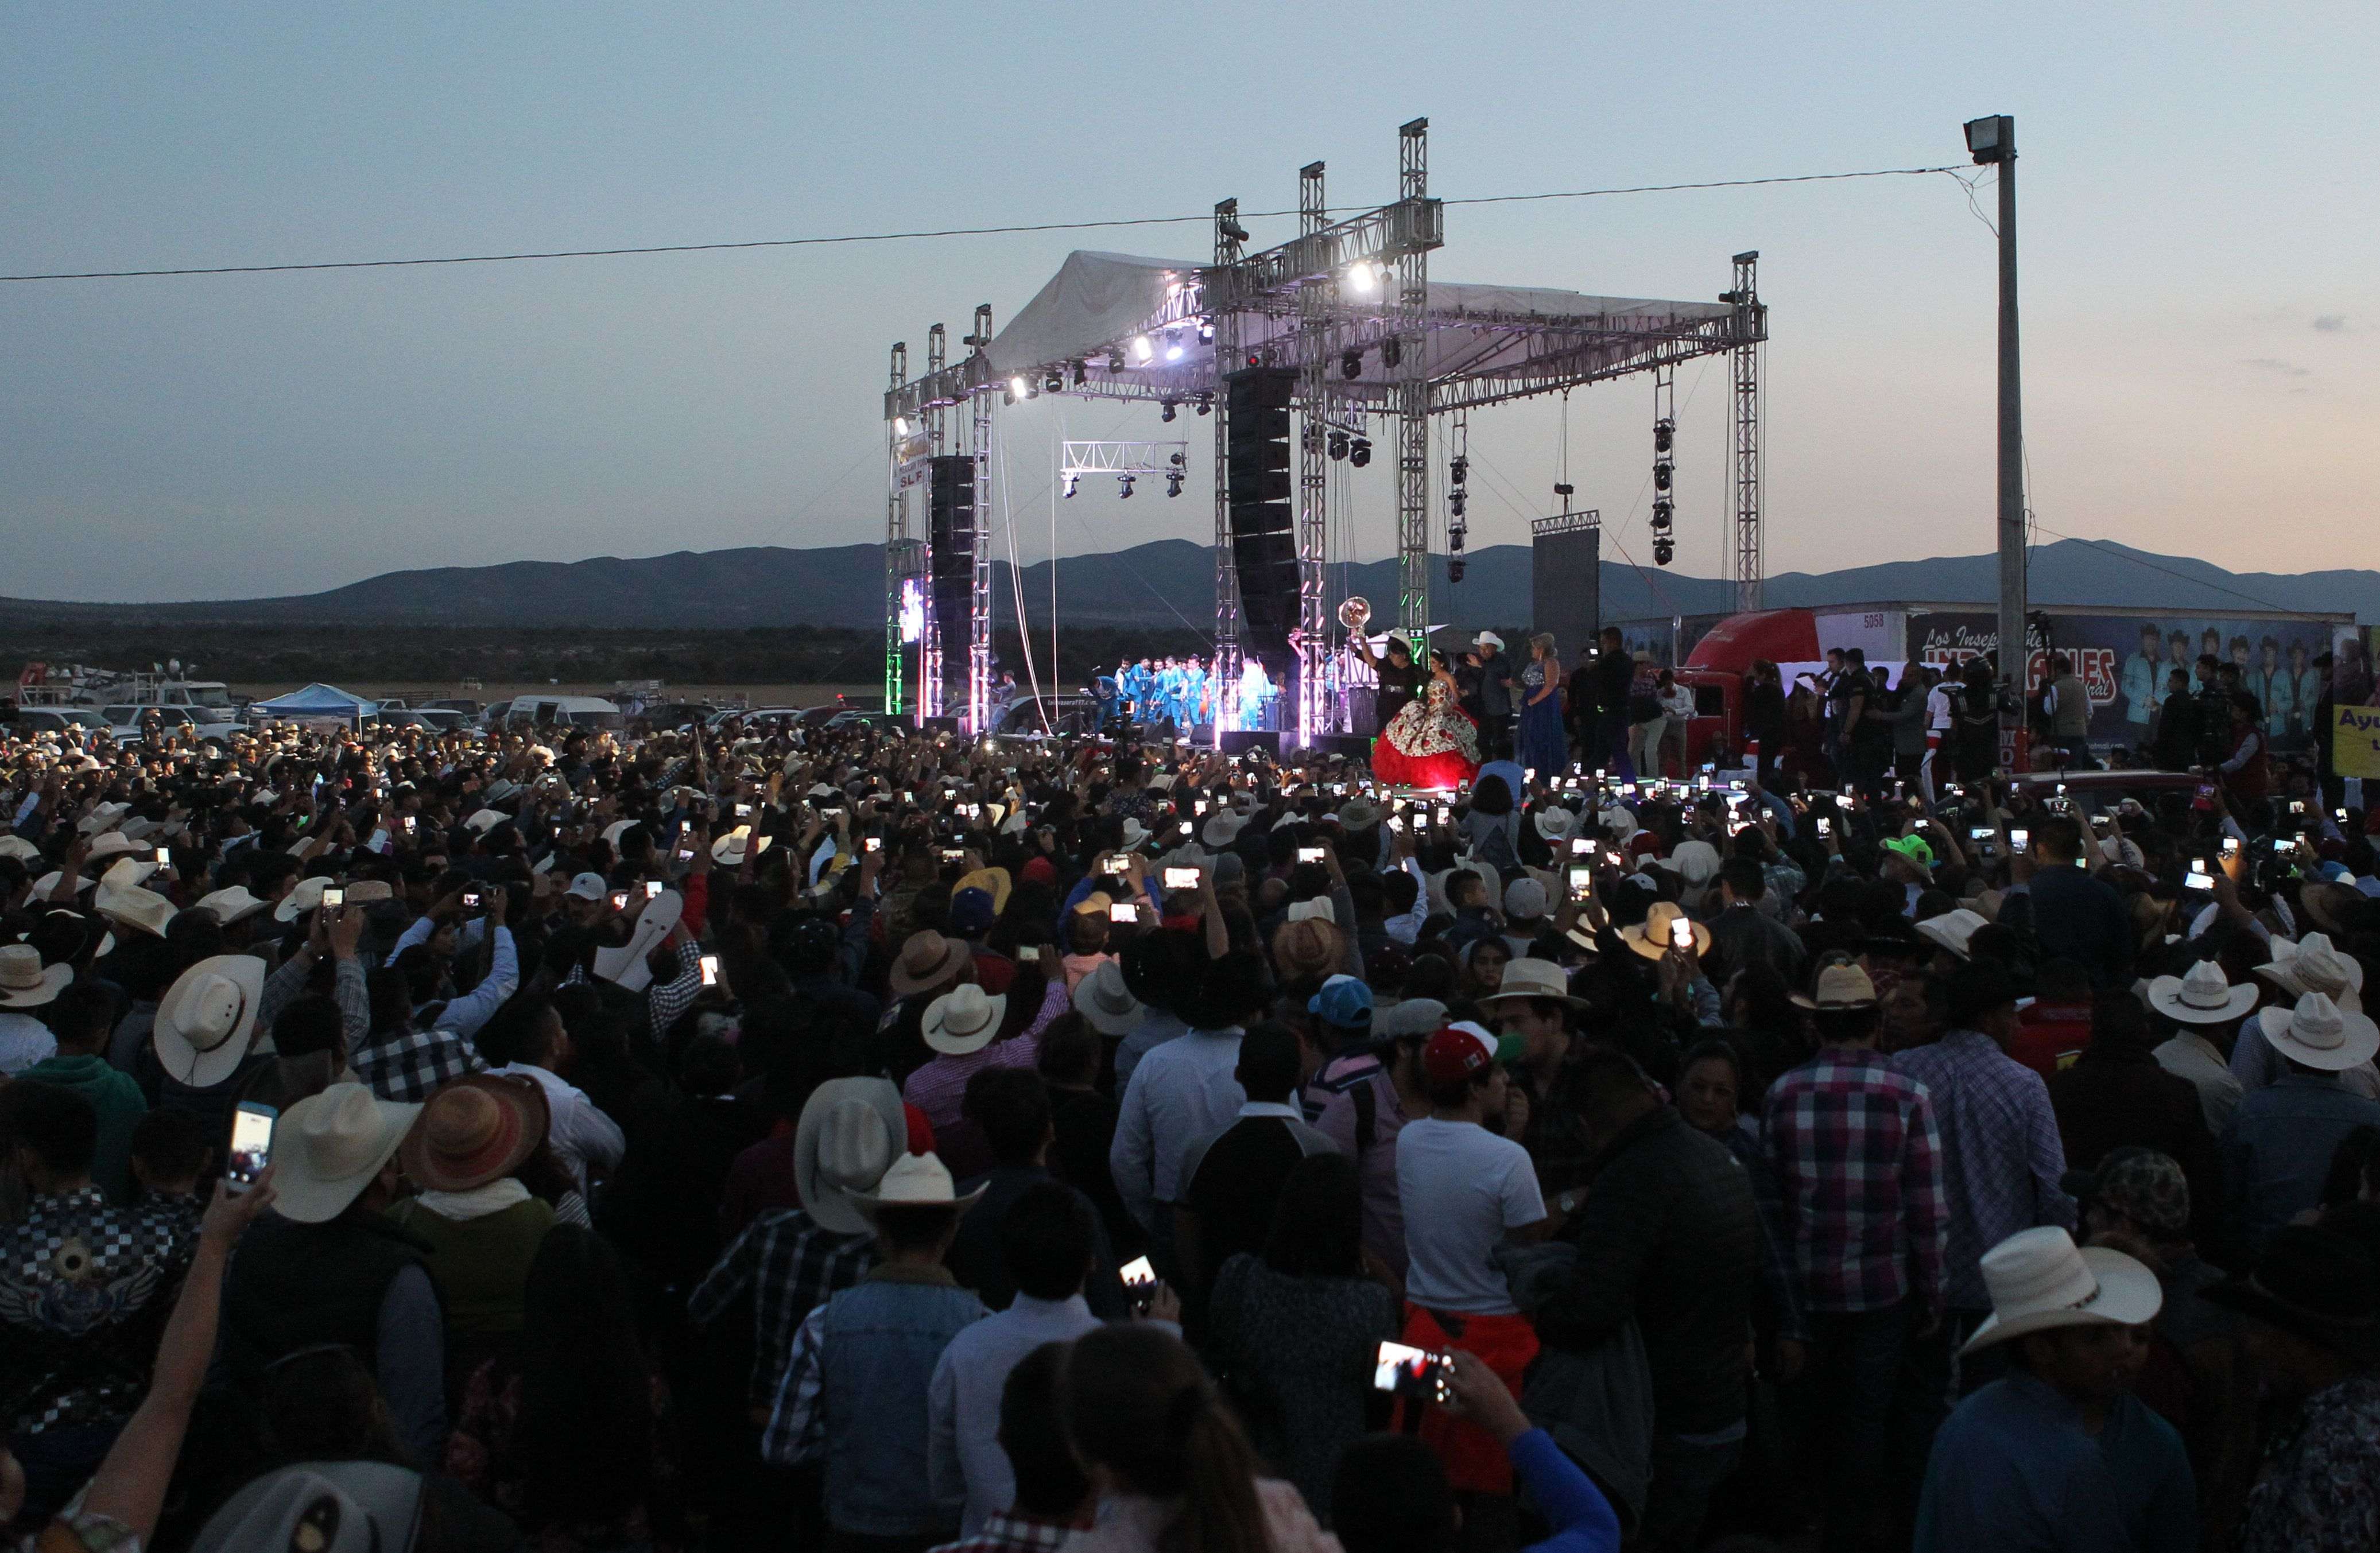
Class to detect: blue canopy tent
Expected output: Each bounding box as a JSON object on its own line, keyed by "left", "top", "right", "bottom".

{"left": 246, "top": 682, "right": 381, "bottom": 728}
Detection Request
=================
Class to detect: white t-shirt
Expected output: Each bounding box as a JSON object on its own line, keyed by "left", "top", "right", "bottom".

{"left": 1925, "top": 684, "right": 1955, "bottom": 732}
{"left": 1394, "top": 1116, "right": 1546, "bottom": 1315}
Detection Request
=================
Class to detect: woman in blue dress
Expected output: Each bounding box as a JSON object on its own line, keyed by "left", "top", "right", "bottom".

{"left": 1518, "top": 632, "right": 1568, "bottom": 780}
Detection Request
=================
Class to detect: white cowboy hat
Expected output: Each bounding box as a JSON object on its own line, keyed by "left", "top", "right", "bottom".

{"left": 2257, "top": 991, "right": 2380, "bottom": 1073}
{"left": 1285, "top": 898, "right": 1335, "bottom": 925}
{"left": 0, "top": 836, "right": 37, "bottom": 864}
{"left": 100, "top": 856, "right": 160, "bottom": 891}
{"left": 1201, "top": 812, "right": 1248, "bottom": 849}
{"left": 2146, "top": 958, "right": 2259, "bottom": 1026}
{"left": 1617, "top": 900, "right": 1711, "bottom": 961}
{"left": 76, "top": 801, "right": 131, "bottom": 836}
{"left": 1914, "top": 907, "right": 1990, "bottom": 962}
{"left": 462, "top": 809, "right": 507, "bottom": 835}
{"left": 272, "top": 1082, "right": 424, "bottom": 1224}
{"left": 1478, "top": 957, "right": 1587, "bottom": 1011}
{"left": 1653, "top": 840, "right": 1722, "bottom": 888}
{"left": 2256, "top": 933, "right": 2366, "bottom": 1012}
{"left": 1118, "top": 817, "right": 1152, "bottom": 851}
{"left": 855, "top": 1151, "right": 987, "bottom": 1218}
{"left": 1076, "top": 958, "right": 1145, "bottom": 1036}
{"left": 1599, "top": 805, "right": 1639, "bottom": 842}
{"left": 32, "top": 871, "right": 97, "bottom": 903}
{"left": 482, "top": 778, "right": 522, "bottom": 805}
{"left": 1475, "top": 631, "right": 1505, "bottom": 651}
{"left": 1532, "top": 807, "right": 1579, "bottom": 842}
{"left": 273, "top": 875, "right": 330, "bottom": 924}
{"left": 1792, "top": 962, "right": 1881, "bottom": 1011}
{"left": 922, "top": 983, "right": 1008, "bottom": 1056}
{"left": 1961, "top": 1226, "right": 2162, "bottom": 1356}
{"left": 793, "top": 1077, "right": 906, "bottom": 1234}
{"left": 94, "top": 879, "right": 176, "bottom": 939}
{"left": 600, "top": 818, "right": 638, "bottom": 849}
{"left": 194, "top": 885, "right": 272, "bottom": 925}
{"left": 712, "top": 826, "right": 774, "bottom": 867}
{"left": 593, "top": 890, "right": 684, "bottom": 993}
{"left": 0, "top": 943, "right": 70, "bottom": 1010}
{"left": 86, "top": 832, "right": 148, "bottom": 866}
{"left": 154, "top": 953, "right": 269, "bottom": 1089}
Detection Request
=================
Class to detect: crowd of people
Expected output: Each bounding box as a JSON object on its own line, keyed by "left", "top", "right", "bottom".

{"left": 0, "top": 688, "right": 2378, "bottom": 1553}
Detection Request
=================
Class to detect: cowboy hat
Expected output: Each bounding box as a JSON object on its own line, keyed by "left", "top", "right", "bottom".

{"left": 193, "top": 885, "right": 272, "bottom": 926}
{"left": 2300, "top": 881, "right": 2365, "bottom": 937}
{"left": 154, "top": 953, "right": 269, "bottom": 1089}
{"left": 273, "top": 875, "right": 330, "bottom": 924}
{"left": 2255, "top": 991, "right": 2380, "bottom": 1072}
{"left": 1201, "top": 811, "right": 1247, "bottom": 850}
{"left": 76, "top": 801, "right": 131, "bottom": 836}
{"left": 599, "top": 818, "right": 638, "bottom": 849}
{"left": 1076, "top": 958, "right": 1145, "bottom": 1036}
{"left": 1792, "top": 962, "right": 1882, "bottom": 1011}
{"left": 400, "top": 1073, "right": 551, "bottom": 1194}
{"left": 0, "top": 943, "right": 70, "bottom": 1010}
{"left": 1478, "top": 957, "right": 1587, "bottom": 1011}
{"left": 2147, "top": 958, "right": 2260, "bottom": 1025}
{"left": 482, "top": 778, "right": 522, "bottom": 805}
{"left": 191, "top": 1461, "right": 425, "bottom": 1553}
{"left": 1532, "top": 806, "right": 1579, "bottom": 842}
{"left": 793, "top": 1077, "right": 907, "bottom": 1234}
{"left": 1653, "top": 840, "right": 1722, "bottom": 889}
{"left": 1337, "top": 797, "right": 1385, "bottom": 832}
{"left": 1475, "top": 631, "right": 1505, "bottom": 651}
{"left": 462, "top": 809, "right": 506, "bottom": 835}
{"left": 94, "top": 879, "right": 176, "bottom": 939}
{"left": 273, "top": 1082, "right": 424, "bottom": 1224}
{"left": 1285, "top": 897, "right": 1336, "bottom": 925}
{"left": 856, "top": 1150, "right": 987, "bottom": 1218}
{"left": 86, "top": 831, "right": 148, "bottom": 866}
{"left": 1118, "top": 817, "right": 1152, "bottom": 852}
{"left": 1618, "top": 900, "right": 1712, "bottom": 961}
{"left": 922, "top": 983, "right": 1009, "bottom": 1056}
{"left": 1960, "top": 1226, "right": 2162, "bottom": 1356}
{"left": 1914, "top": 907, "right": 1990, "bottom": 962}
{"left": 0, "top": 836, "right": 36, "bottom": 863}
{"left": 32, "top": 871, "right": 97, "bottom": 904}
{"left": 592, "top": 890, "right": 684, "bottom": 993}
{"left": 2256, "top": 933, "right": 2366, "bottom": 1012}
{"left": 953, "top": 867, "right": 1013, "bottom": 916}
{"left": 100, "top": 856, "right": 160, "bottom": 891}
{"left": 889, "top": 930, "right": 972, "bottom": 1000}
{"left": 711, "top": 825, "right": 775, "bottom": 867}
{"left": 1599, "top": 805, "right": 1640, "bottom": 842}
{"left": 341, "top": 879, "right": 393, "bottom": 906}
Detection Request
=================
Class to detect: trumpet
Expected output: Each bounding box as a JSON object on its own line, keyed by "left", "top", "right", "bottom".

{"left": 1338, "top": 596, "right": 1372, "bottom": 632}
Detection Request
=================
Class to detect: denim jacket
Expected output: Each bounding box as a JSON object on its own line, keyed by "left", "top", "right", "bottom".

{"left": 821, "top": 1266, "right": 987, "bottom": 1536}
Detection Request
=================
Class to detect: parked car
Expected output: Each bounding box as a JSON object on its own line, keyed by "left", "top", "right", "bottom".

{"left": 100, "top": 704, "right": 246, "bottom": 742}
{"left": 11, "top": 706, "right": 108, "bottom": 736}
{"left": 502, "top": 696, "right": 625, "bottom": 733}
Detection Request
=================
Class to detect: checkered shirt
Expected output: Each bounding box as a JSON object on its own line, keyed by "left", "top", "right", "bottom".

{"left": 0, "top": 1187, "right": 196, "bottom": 1434}
{"left": 687, "top": 1206, "right": 877, "bottom": 1412}
{"left": 1890, "top": 1029, "right": 2076, "bottom": 1310}
{"left": 1764, "top": 1046, "right": 1948, "bottom": 1317}
{"left": 930, "top": 1511, "right": 1080, "bottom": 1553}
{"left": 352, "top": 1022, "right": 487, "bottom": 1102}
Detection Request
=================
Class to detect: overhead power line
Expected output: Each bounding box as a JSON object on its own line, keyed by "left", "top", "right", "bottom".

{"left": 1, "top": 164, "right": 1966, "bottom": 283}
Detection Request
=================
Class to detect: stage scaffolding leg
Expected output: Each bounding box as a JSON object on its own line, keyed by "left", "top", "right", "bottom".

{"left": 1730, "top": 251, "right": 1765, "bottom": 611}
{"left": 1212, "top": 200, "right": 1245, "bottom": 744}
{"left": 967, "top": 305, "right": 994, "bottom": 736}
{"left": 1394, "top": 118, "right": 1432, "bottom": 654}
{"left": 1296, "top": 162, "right": 1332, "bottom": 752}
{"left": 885, "top": 341, "right": 908, "bottom": 719}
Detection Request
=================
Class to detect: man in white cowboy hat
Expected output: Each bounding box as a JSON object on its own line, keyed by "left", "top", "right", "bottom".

{"left": 0, "top": 942, "right": 69, "bottom": 1074}
{"left": 1913, "top": 1226, "right": 2186, "bottom": 1553}
{"left": 1463, "top": 630, "right": 1515, "bottom": 754}
{"left": 902, "top": 983, "right": 1028, "bottom": 1131}
{"left": 689, "top": 1077, "right": 906, "bottom": 1431}
{"left": 761, "top": 1149, "right": 988, "bottom": 1546}
{"left": 2234, "top": 933, "right": 2380, "bottom": 1102}
{"left": 2222, "top": 990, "right": 2380, "bottom": 1254}
{"left": 142, "top": 952, "right": 271, "bottom": 1119}
{"left": 216, "top": 1081, "right": 449, "bottom": 1464}
{"left": 2146, "top": 958, "right": 2257, "bottom": 1135}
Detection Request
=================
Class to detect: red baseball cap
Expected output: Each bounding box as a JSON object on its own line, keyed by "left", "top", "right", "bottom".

{"left": 1421, "top": 1023, "right": 1498, "bottom": 1087}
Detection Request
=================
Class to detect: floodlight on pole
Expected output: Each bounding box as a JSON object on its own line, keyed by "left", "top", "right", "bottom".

{"left": 1963, "top": 112, "right": 2028, "bottom": 775}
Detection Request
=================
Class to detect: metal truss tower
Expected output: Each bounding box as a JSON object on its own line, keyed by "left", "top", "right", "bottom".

{"left": 883, "top": 341, "right": 909, "bottom": 717}
{"left": 1394, "top": 119, "right": 1432, "bottom": 647}
{"left": 1727, "top": 251, "right": 1765, "bottom": 610}
{"left": 966, "top": 303, "right": 994, "bottom": 735}
{"left": 1295, "top": 162, "right": 1334, "bottom": 747}
{"left": 919, "top": 325, "right": 949, "bottom": 720}
{"left": 1211, "top": 199, "right": 1246, "bottom": 740}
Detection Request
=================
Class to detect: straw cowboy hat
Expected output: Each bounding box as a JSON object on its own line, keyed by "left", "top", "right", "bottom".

{"left": 1599, "top": 805, "right": 1640, "bottom": 842}
{"left": 86, "top": 832, "right": 148, "bottom": 867}
{"left": 1285, "top": 897, "right": 1335, "bottom": 925}
{"left": 462, "top": 809, "right": 506, "bottom": 836}
{"left": 1337, "top": 797, "right": 1386, "bottom": 832}
{"left": 400, "top": 1073, "right": 550, "bottom": 1194}
{"left": 2255, "top": 991, "right": 2380, "bottom": 1073}
{"left": 191, "top": 1461, "right": 426, "bottom": 1553}
{"left": 1653, "top": 840, "right": 1722, "bottom": 890}
{"left": 1118, "top": 817, "right": 1152, "bottom": 852}
{"left": 32, "top": 871, "right": 96, "bottom": 904}
{"left": 1618, "top": 900, "right": 1712, "bottom": 961}
{"left": 1201, "top": 811, "right": 1248, "bottom": 849}
{"left": 1792, "top": 962, "right": 1881, "bottom": 1011}
{"left": 1076, "top": 958, "right": 1145, "bottom": 1036}
{"left": 922, "top": 983, "right": 1009, "bottom": 1057}
{"left": 794, "top": 1077, "right": 908, "bottom": 1234}
{"left": 953, "top": 867, "right": 1013, "bottom": 916}
{"left": 0, "top": 944, "right": 70, "bottom": 1010}
{"left": 272, "top": 1082, "right": 424, "bottom": 1224}
{"left": 2256, "top": 933, "right": 2366, "bottom": 1012}
{"left": 1914, "top": 907, "right": 1990, "bottom": 962}
{"left": 100, "top": 856, "right": 160, "bottom": 891}
{"left": 855, "top": 1151, "right": 987, "bottom": 1219}
{"left": 599, "top": 818, "right": 638, "bottom": 850}
{"left": 273, "top": 875, "right": 330, "bottom": 925}
{"left": 593, "top": 890, "right": 684, "bottom": 993}
{"left": 889, "top": 930, "right": 972, "bottom": 1000}
{"left": 342, "top": 879, "right": 394, "bottom": 906}
{"left": 76, "top": 801, "right": 131, "bottom": 836}
{"left": 193, "top": 885, "right": 272, "bottom": 926}
{"left": 154, "top": 954, "right": 270, "bottom": 1090}
{"left": 712, "top": 825, "right": 774, "bottom": 867}
{"left": 0, "top": 836, "right": 37, "bottom": 864}
{"left": 94, "top": 879, "right": 176, "bottom": 939}
{"left": 1960, "top": 1226, "right": 2163, "bottom": 1356}
{"left": 2300, "top": 881, "right": 2365, "bottom": 937}
{"left": 1475, "top": 631, "right": 1505, "bottom": 651}
{"left": 2147, "top": 959, "right": 2260, "bottom": 1026}
{"left": 1272, "top": 917, "right": 1346, "bottom": 984}
{"left": 1532, "top": 806, "right": 1579, "bottom": 843}
{"left": 1478, "top": 957, "right": 1587, "bottom": 1012}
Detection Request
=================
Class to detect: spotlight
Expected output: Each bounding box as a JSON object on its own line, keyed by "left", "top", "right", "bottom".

{"left": 1044, "top": 371, "right": 1064, "bottom": 394}
{"left": 1449, "top": 525, "right": 1467, "bottom": 553}
{"left": 1450, "top": 492, "right": 1466, "bottom": 518}
{"left": 1340, "top": 350, "right": 1363, "bottom": 381}
{"left": 1170, "top": 451, "right": 1187, "bottom": 469}
{"left": 1064, "top": 475, "right": 1079, "bottom": 499}
{"left": 1553, "top": 482, "right": 1573, "bottom": 498}
{"left": 1654, "top": 464, "right": 1672, "bottom": 491}
{"left": 1653, "top": 537, "right": 1675, "bottom": 566}
{"left": 1118, "top": 475, "right": 1135, "bottom": 499}
{"left": 1449, "top": 456, "right": 1468, "bottom": 485}
{"left": 1165, "top": 342, "right": 1185, "bottom": 362}
{"left": 1654, "top": 420, "right": 1674, "bottom": 453}
{"left": 1346, "top": 261, "right": 1377, "bottom": 293}
{"left": 1652, "top": 500, "right": 1673, "bottom": 530}
{"left": 1349, "top": 438, "right": 1371, "bottom": 468}
{"left": 1165, "top": 472, "right": 1184, "bottom": 498}
{"left": 1195, "top": 394, "right": 1214, "bottom": 416}
{"left": 1131, "top": 336, "right": 1154, "bottom": 363}
{"left": 1107, "top": 348, "right": 1125, "bottom": 372}
{"left": 1327, "top": 431, "right": 1350, "bottom": 461}
{"left": 1161, "top": 401, "right": 1178, "bottom": 422}
{"left": 1449, "top": 559, "right": 1467, "bottom": 584}
{"left": 1073, "top": 360, "right": 1088, "bottom": 386}
{"left": 1010, "top": 376, "right": 1030, "bottom": 401}
{"left": 1198, "top": 322, "right": 1215, "bottom": 343}
{"left": 893, "top": 416, "right": 909, "bottom": 437}
{"left": 1382, "top": 337, "right": 1402, "bottom": 369}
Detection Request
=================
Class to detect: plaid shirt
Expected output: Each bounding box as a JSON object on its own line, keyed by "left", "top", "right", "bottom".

{"left": 648, "top": 939, "right": 704, "bottom": 1042}
{"left": 930, "top": 1511, "right": 1080, "bottom": 1553}
{"left": 352, "top": 1022, "right": 487, "bottom": 1102}
{"left": 1765, "top": 1046, "right": 1948, "bottom": 1317}
{"left": 688, "top": 1206, "right": 876, "bottom": 1412}
{"left": 1890, "top": 1030, "right": 2076, "bottom": 1310}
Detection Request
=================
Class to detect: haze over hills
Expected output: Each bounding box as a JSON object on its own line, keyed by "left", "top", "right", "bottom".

{"left": 2, "top": 538, "right": 2369, "bottom": 632}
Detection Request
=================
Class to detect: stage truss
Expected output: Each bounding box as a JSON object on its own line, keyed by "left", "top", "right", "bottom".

{"left": 881, "top": 118, "right": 1768, "bottom": 741}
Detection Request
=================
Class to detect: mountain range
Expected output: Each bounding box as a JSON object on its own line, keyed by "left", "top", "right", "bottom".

{"left": 3, "top": 537, "right": 2369, "bottom": 632}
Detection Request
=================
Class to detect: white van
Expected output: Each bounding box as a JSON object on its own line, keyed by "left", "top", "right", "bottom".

{"left": 503, "top": 696, "right": 625, "bottom": 733}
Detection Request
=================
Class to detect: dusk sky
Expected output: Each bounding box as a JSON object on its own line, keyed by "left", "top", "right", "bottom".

{"left": 5, "top": 3, "right": 2372, "bottom": 603}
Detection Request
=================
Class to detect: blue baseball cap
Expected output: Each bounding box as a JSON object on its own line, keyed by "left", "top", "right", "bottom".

{"left": 1307, "top": 973, "right": 1374, "bottom": 1031}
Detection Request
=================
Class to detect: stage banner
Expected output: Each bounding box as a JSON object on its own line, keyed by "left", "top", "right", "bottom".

{"left": 2335, "top": 705, "right": 2380, "bottom": 781}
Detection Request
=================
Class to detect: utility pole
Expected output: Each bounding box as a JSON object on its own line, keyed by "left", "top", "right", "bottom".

{"left": 1965, "top": 113, "right": 2026, "bottom": 772}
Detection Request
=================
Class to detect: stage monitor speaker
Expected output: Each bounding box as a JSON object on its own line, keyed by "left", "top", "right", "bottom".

{"left": 928, "top": 455, "right": 977, "bottom": 696}
{"left": 1224, "top": 367, "right": 1300, "bottom": 648}
{"left": 1529, "top": 515, "right": 1601, "bottom": 661}
{"left": 1219, "top": 729, "right": 1282, "bottom": 759}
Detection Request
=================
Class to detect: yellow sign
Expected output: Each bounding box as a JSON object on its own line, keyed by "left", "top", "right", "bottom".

{"left": 2336, "top": 705, "right": 2380, "bottom": 780}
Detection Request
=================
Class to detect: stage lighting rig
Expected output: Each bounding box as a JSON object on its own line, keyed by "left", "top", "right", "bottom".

{"left": 1652, "top": 500, "right": 1673, "bottom": 531}
{"left": 1072, "top": 360, "right": 1088, "bottom": 387}
{"left": 1382, "top": 337, "right": 1402, "bottom": 369}
{"left": 1107, "top": 348, "right": 1125, "bottom": 372}
{"left": 1130, "top": 336, "right": 1154, "bottom": 364}
{"left": 1161, "top": 401, "right": 1179, "bottom": 422}
{"left": 1064, "top": 476, "right": 1079, "bottom": 499}
{"left": 1166, "top": 471, "right": 1184, "bottom": 498}
{"left": 1653, "top": 537, "right": 1675, "bottom": 566}
{"left": 1340, "top": 350, "right": 1363, "bottom": 381}
{"left": 1044, "top": 372, "right": 1064, "bottom": 395}
{"left": 1118, "top": 475, "right": 1135, "bottom": 499}
{"left": 1195, "top": 394, "right": 1214, "bottom": 416}
{"left": 1327, "top": 431, "right": 1350, "bottom": 461}
{"left": 1349, "top": 438, "right": 1371, "bottom": 468}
